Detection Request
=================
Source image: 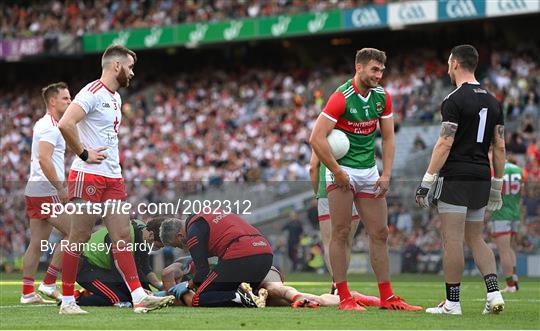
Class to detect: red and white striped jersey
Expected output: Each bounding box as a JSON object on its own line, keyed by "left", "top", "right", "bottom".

{"left": 25, "top": 113, "right": 66, "bottom": 197}
{"left": 70, "top": 80, "right": 123, "bottom": 178}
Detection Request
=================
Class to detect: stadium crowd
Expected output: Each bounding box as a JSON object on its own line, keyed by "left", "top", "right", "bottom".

{"left": 1, "top": 48, "right": 539, "bottom": 272}
{"left": 1, "top": 0, "right": 389, "bottom": 39}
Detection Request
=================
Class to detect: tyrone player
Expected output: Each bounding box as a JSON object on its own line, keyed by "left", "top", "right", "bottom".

{"left": 57, "top": 45, "right": 172, "bottom": 314}
{"left": 310, "top": 48, "right": 421, "bottom": 311}
{"left": 22, "top": 82, "right": 72, "bottom": 304}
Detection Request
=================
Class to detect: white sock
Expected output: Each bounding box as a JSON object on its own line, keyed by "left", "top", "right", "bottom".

{"left": 62, "top": 296, "right": 75, "bottom": 305}
{"left": 445, "top": 300, "right": 460, "bottom": 309}
{"left": 131, "top": 287, "right": 147, "bottom": 303}
{"left": 232, "top": 293, "right": 242, "bottom": 304}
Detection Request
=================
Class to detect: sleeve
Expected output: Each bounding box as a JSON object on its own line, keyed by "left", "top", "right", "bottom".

{"left": 38, "top": 125, "right": 60, "bottom": 146}
{"left": 72, "top": 89, "right": 97, "bottom": 114}
{"left": 186, "top": 218, "right": 210, "bottom": 286}
{"left": 381, "top": 90, "right": 393, "bottom": 119}
{"left": 321, "top": 92, "right": 346, "bottom": 122}
{"left": 441, "top": 98, "right": 460, "bottom": 124}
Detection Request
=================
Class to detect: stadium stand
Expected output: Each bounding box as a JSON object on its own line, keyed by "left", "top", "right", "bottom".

{"left": 0, "top": 0, "right": 389, "bottom": 39}
{"left": 0, "top": 1, "right": 539, "bottom": 275}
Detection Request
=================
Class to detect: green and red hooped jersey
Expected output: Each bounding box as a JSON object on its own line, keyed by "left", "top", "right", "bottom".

{"left": 321, "top": 78, "right": 392, "bottom": 169}
{"left": 491, "top": 162, "right": 525, "bottom": 221}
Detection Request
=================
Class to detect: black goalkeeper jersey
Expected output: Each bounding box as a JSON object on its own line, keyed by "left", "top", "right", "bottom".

{"left": 439, "top": 82, "right": 504, "bottom": 179}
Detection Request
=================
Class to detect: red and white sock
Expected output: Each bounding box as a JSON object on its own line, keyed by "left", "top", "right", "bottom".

{"left": 22, "top": 277, "right": 35, "bottom": 296}
{"left": 112, "top": 245, "right": 144, "bottom": 302}
{"left": 61, "top": 248, "right": 80, "bottom": 301}
{"left": 43, "top": 264, "right": 60, "bottom": 285}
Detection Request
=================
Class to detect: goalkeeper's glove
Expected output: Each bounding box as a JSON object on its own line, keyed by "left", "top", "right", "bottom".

{"left": 415, "top": 172, "right": 438, "bottom": 209}
{"left": 168, "top": 281, "right": 190, "bottom": 301}
{"left": 487, "top": 177, "right": 503, "bottom": 211}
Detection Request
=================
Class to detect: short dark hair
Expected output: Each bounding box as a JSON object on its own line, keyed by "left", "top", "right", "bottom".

{"left": 145, "top": 216, "right": 167, "bottom": 243}
{"left": 355, "top": 48, "right": 386, "bottom": 65}
{"left": 41, "top": 82, "right": 68, "bottom": 106}
{"left": 450, "top": 44, "right": 478, "bottom": 72}
{"left": 102, "top": 45, "right": 137, "bottom": 66}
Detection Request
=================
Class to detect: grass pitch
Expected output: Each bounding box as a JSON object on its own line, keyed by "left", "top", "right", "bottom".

{"left": 0, "top": 273, "right": 538, "bottom": 329}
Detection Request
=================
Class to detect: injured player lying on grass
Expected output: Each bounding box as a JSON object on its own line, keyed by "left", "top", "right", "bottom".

{"left": 157, "top": 257, "right": 381, "bottom": 308}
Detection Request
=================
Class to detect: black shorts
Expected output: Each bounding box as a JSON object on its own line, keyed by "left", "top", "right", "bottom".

{"left": 192, "top": 253, "right": 273, "bottom": 307}
{"left": 432, "top": 175, "right": 490, "bottom": 210}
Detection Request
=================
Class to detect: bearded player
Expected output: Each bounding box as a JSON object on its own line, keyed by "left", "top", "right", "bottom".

{"left": 310, "top": 48, "right": 421, "bottom": 311}
{"left": 57, "top": 45, "right": 173, "bottom": 314}
{"left": 309, "top": 151, "right": 360, "bottom": 294}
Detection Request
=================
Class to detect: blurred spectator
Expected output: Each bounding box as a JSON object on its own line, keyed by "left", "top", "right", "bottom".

{"left": 411, "top": 133, "right": 427, "bottom": 152}
{"left": 282, "top": 211, "right": 303, "bottom": 271}
{"left": 0, "top": 0, "right": 389, "bottom": 39}
{"left": 307, "top": 198, "right": 319, "bottom": 230}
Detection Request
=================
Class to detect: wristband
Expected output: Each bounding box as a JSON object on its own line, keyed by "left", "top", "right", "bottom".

{"left": 79, "top": 149, "right": 89, "bottom": 161}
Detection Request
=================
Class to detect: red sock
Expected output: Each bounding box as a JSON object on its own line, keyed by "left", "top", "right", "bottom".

{"left": 336, "top": 281, "right": 352, "bottom": 302}
{"left": 43, "top": 264, "right": 60, "bottom": 285}
{"left": 112, "top": 246, "right": 142, "bottom": 292}
{"left": 378, "top": 282, "right": 394, "bottom": 302}
{"left": 22, "top": 277, "right": 35, "bottom": 295}
{"left": 61, "top": 248, "right": 81, "bottom": 297}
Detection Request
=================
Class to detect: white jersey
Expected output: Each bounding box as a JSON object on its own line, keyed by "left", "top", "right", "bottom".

{"left": 70, "top": 80, "right": 123, "bottom": 178}
{"left": 25, "top": 113, "right": 66, "bottom": 197}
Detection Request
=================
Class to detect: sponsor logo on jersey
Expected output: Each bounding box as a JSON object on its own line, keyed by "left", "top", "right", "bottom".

{"left": 102, "top": 103, "right": 110, "bottom": 108}
{"left": 350, "top": 108, "right": 358, "bottom": 114}
{"left": 211, "top": 213, "right": 227, "bottom": 224}
{"left": 473, "top": 88, "right": 487, "bottom": 94}
{"left": 252, "top": 240, "right": 268, "bottom": 247}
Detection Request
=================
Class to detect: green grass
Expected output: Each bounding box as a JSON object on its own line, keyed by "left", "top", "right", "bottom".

{"left": 0, "top": 273, "right": 539, "bottom": 329}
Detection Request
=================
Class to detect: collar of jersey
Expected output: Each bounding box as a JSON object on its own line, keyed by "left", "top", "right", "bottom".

{"left": 351, "top": 78, "right": 372, "bottom": 102}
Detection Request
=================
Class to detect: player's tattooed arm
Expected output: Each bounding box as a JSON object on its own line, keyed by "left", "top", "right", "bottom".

{"left": 492, "top": 124, "right": 506, "bottom": 178}
{"left": 439, "top": 122, "right": 458, "bottom": 140}
{"left": 496, "top": 125, "right": 504, "bottom": 139}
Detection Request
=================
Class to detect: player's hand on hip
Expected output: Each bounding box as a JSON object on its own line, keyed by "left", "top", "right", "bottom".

{"left": 374, "top": 175, "right": 390, "bottom": 198}
{"left": 333, "top": 169, "right": 350, "bottom": 191}
{"left": 486, "top": 177, "right": 503, "bottom": 211}
{"left": 415, "top": 172, "right": 437, "bottom": 209}
{"left": 86, "top": 147, "right": 108, "bottom": 164}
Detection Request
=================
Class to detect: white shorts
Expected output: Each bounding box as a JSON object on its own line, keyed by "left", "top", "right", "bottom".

{"left": 491, "top": 220, "right": 518, "bottom": 237}
{"left": 317, "top": 198, "right": 360, "bottom": 222}
{"left": 325, "top": 165, "right": 380, "bottom": 198}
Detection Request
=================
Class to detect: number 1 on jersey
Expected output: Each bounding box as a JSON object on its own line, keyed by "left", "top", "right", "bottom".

{"left": 477, "top": 107, "right": 487, "bottom": 143}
